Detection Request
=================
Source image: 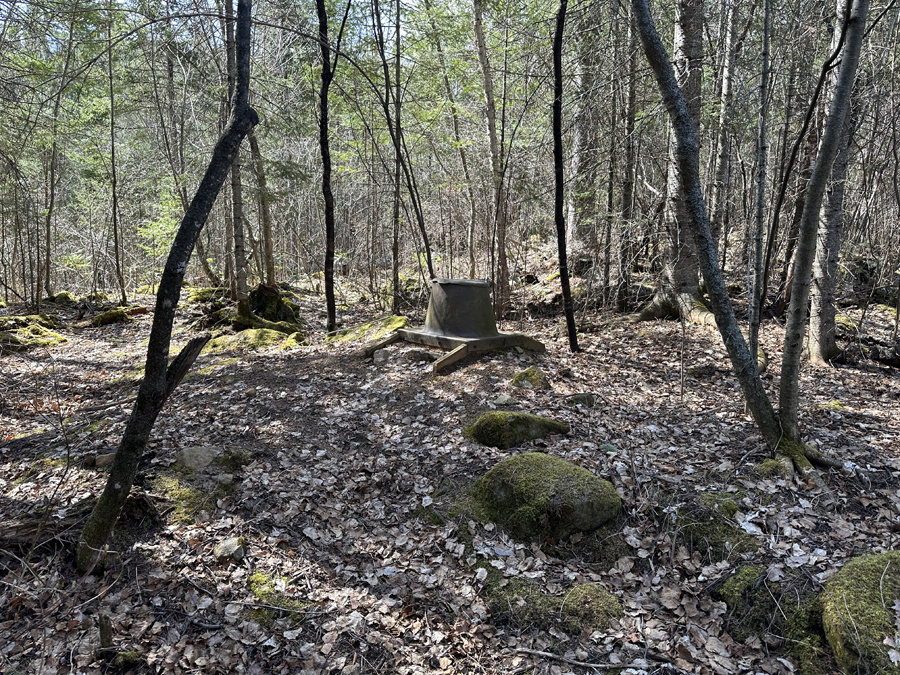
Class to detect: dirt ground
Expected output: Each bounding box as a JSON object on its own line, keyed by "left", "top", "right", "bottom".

{"left": 1, "top": 290, "right": 899, "bottom": 674}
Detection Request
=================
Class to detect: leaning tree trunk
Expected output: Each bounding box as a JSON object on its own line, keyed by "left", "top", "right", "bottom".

{"left": 779, "top": 0, "right": 868, "bottom": 442}
{"left": 76, "top": 0, "right": 258, "bottom": 572}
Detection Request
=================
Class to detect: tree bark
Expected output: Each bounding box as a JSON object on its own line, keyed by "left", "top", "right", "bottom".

{"left": 76, "top": 0, "right": 258, "bottom": 572}
{"left": 630, "top": 0, "right": 782, "bottom": 449}
{"left": 248, "top": 130, "right": 276, "bottom": 286}
{"left": 779, "top": 0, "right": 868, "bottom": 442}
{"left": 317, "top": 0, "right": 338, "bottom": 332}
{"left": 553, "top": 0, "right": 579, "bottom": 352}
{"left": 474, "top": 0, "right": 509, "bottom": 319}
{"left": 108, "top": 0, "right": 127, "bottom": 307}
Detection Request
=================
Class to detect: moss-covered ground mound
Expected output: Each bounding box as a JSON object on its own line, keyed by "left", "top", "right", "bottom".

{"left": 470, "top": 452, "right": 620, "bottom": 541}
{"left": 668, "top": 492, "right": 756, "bottom": 562}
{"left": 822, "top": 550, "right": 900, "bottom": 675}
{"left": 201, "top": 329, "right": 287, "bottom": 354}
{"left": 715, "top": 565, "right": 830, "bottom": 675}
{"left": 465, "top": 411, "right": 567, "bottom": 449}
{"left": 0, "top": 315, "right": 67, "bottom": 353}
{"left": 326, "top": 314, "right": 409, "bottom": 344}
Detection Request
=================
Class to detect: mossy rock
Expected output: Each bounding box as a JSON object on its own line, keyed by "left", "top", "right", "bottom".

{"left": 756, "top": 457, "right": 792, "bottom": 478}
{"left": 0, "top": 314, "right": 61, "bottom": 331}
{"left": 326, "top": 314, "right": 409, "bottom": 344}
{"left": 149, "top": 474, "right": 233, "bottom": 524}
{"left": 671, "top": 494, "right": 756, "bottom": 562}
{"left": 186, "top": 286, "right": 229, "bottom": 304}
{"left": 716, "top": 566, "right": 828, "bottom": 675}
{"left": 565, "top": 393, "right": 596, "bottom": 408}
{"left": 281, "top": 332, "right": 307, "bottom": 350}
{"left": 90, "top": 308, "right": 131, "bottom": 327}
{"left": 560, "top": 583, "right": 623, "bottom": 633}
{"left": 465, "top": 411, "right": 567, "bottom": 450}
{"left": 201, "top": 329, "right": 286, "bottom": 354}
{"left": 471, "top": 452, "right": 620, "bottom": 541}
{"left": 249, "top": 283, "right": 305, "bottom": 326}
{"left": 486, "top": 576, "right": 620, "bottom": 633}
{"left": 45, "top": 291, "right": 78, "bottom": 305}
{"left": 823, "top": 550, "right": 900, "bottom": 675}
{"left": 510, "top": 367, "right": 550, "bottom": 390}
{"left": 0, "top": 324, "right": 68, "bottom": 353}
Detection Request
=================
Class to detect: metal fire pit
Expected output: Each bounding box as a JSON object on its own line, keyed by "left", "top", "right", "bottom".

{"left": 366, "top": 279, "right": 544, "bottom": 373}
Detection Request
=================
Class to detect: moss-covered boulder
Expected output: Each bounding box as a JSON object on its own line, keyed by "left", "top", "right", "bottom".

{"left": 560, "top": 583, "right": 623, "bottom": 633}
{"left": 0, "top": 324, "right": 68, "bottom": 353}
{"left": 823, "top": 550, "right": 900, "bottom": 675}
{"left": 201, "top": 329, "right": 286, "bottom": 354}
{"left": 281, "top": 332, "right": 307, "bottom": 350}
{"left": 90, "top": 308, "right": 131, "bottom": 327}
{"left": 186, "top": 286, "right": 229, "bottom": 304}
{"left": 466, "top": 411, "right": 567, "bottom": 449}
{"left": 510, "top": 367, "right": 550, "bottom": 390}
{"left": 471, "top": 452, "right": 620, "bottom": 541}
{"left": 326, "top": 314, "right": 409, "bottom": 344}
{"left": 0, "top": 314, "right": 61, "bottom": 330}
{"left": 249, "top": 283, "right": 304, "bottom": 326}
{"left": 45, "top": 290, "right": 78, "bottom": 305}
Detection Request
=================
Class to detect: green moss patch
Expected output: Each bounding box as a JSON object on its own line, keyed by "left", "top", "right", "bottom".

{"left": 0, "top": 314, "right": 61, "bottom": 330}
{"left": 201, "top": 329, "right": 286, "bottom": 354}
{"left": 44, "top": 290, "right": 78, "bottom": 305}
{"left": 465, "top": 411, "right": 567, "bottom": 450}
{"left": 510, "top": 367, "right": 550, "bottom": 390}
{"left": 470, "top": 452, "right": 620, "bottom": 541}
{"left": 186, "top": 286, "right": 229, "bottom": 304}
{"left": 756, "top": 458, "right": 792, "bottom": 478}
{"left": 715, "top": 566, "right": 828, "bottom": 675}
{"left": 669, "top": 494, "right": 756, "bottom": 562}
{"left": 281, "top": 331, "right": 308, "bottom": 350}
{"left": 149, "top": 474, "right": 232, "bottom": 524}
{"left": 326, "top": 314, "right": 409, "bottom": 344}
{"left": 486, "top": 576, "right": 621, "bottom": 634}
{"left": 823, "top": 550, "right": 900, "bottom": 675}
{"left": 247, "top": 572, "right": 313, "bottom": 626}
{"left": 0, "top": 324, "right": 68, "bottom": 353}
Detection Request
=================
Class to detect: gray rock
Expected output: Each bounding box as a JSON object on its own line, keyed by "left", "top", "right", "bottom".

{"left": 493, "top": 394, "right": 516, "bottom": 406}
{"left": 404, "top": 349, "right": 437, "bottom": 362}
{"left": 177, "top": 445, "right": 220, "bottom": 470}
{"left": 95, "top": 453, "right": 116, "bottom": 468}
{"left": 565, "top": 393, "right": 596, "bottom": 408}
{"left": 214, "top": 536, "right": 247, "bottom": 564}
{"left": 510, "top": 367, "right": 550, "bottom": 390}
{"left": 471, "top": 452, "right": 620, "bottom": 541}
{"left": 216, "top": 473, "right": 234, "bottom": 486}
{"left": 373, "top": 349, "right": 390, "bottom": 365}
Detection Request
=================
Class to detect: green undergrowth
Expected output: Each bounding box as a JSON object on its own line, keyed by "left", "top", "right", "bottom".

{"left": 247, "top": 572, "right": 314, "bottom": 627}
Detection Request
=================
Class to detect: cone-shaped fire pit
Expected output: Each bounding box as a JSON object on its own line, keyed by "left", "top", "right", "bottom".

{"left": 366, "top": 279, "right": 544, "bottom": 372}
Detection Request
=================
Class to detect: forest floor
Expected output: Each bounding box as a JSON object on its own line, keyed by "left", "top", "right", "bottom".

{"left": 1, "top": 286, "right": 899, "bottom": 675}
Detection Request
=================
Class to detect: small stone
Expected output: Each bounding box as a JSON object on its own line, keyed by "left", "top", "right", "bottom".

{"left": 95, "top": 453, "right": 116, "bottom": 468}
{"left": 245, "top": 388, "right": 257, "bottom": 398}
{"left": 373, "top": 349, "right": 390, "bottom": 365}
{"left": 565, "top": 393, "right": 596, "bottom": 408}
{"left": 217, "top": 473, "right": 234, "bottom": 486}
{"left": 404, "top": 349, "right": 437, "bottom": 362}
{"left": 214, "top": 536, "right": 247, "bottom": 564}
{"left": 402, "top": 417, "right": 412, "bottom": 425}
{"left": 493, "top": 394, "right": 516, "bottom": 406}
{"left": 177, "top": 446, "right": 220, "bottom": 470}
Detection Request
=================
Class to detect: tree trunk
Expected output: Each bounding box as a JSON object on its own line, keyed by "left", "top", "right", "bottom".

{"left": 248, "top": 129, "right": 276, "bottom": 286}
{"left": 553, "top": 0, "right": 579, "bottom": 352}
{"left": 108, "top": 0, "right": 127, "bottom": 307}
{"left": 630, "top": 0, "right": 783, "bottom": 449}
{"left": 76, "top": 0, "right": 258, "bottom": 572}
{"left": 747, "top": 0, "right": 769, "bottom": 366}
{"left": 473, "top": 0, "right": 509, "bottom": 319}
{"left": 779, "top": 0, "right": 868, "bottom": 442}
{"left": 317, "top": 0, "right": 338, "bottom": 332}
{"left": 617, "top": 4, "right": 638, "bottom": 310}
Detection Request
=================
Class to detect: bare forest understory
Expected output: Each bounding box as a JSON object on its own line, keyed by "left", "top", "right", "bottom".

{"left": 1, "top": 284, "right": 899, "bottom": 675}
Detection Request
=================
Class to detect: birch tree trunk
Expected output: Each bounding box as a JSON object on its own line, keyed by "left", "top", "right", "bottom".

{"left": 473, "top": 0, "right": 509, "bottom": 319}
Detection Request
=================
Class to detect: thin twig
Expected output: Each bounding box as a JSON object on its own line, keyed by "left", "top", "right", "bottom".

{"left": 515, "top": 647, "right": 677, "bottom": 672}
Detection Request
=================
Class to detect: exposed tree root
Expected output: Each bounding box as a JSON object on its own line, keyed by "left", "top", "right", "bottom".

{"left": 776, "top": 440, "right": 836, "bottom": 503}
